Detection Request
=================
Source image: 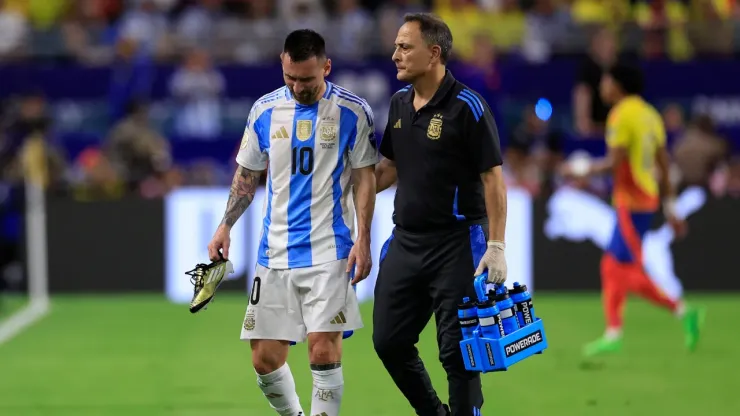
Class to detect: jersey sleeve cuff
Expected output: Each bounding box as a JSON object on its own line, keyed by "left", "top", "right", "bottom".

{"left": 477, "top": 160, "right": 503, "bottom": 173}
{"left": 236, "top": 158, "right": 267, "bottom": 171}
{"left": 351, "top": 158, "right": 378, "bottom": 169}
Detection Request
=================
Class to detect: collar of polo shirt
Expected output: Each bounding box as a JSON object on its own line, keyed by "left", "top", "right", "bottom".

{"left": 400, "top": 69, "right": 458, "bottom": 108}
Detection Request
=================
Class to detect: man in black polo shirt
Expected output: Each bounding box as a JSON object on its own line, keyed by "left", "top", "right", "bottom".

{"left": 372, "top": 12, "right": 508, "bottom": 416}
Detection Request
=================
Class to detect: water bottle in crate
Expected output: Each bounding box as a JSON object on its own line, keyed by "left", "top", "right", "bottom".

{"left": 459, "top": 273, "right": 548, "bottom": 372}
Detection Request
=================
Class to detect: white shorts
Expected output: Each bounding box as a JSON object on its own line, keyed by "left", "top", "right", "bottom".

{"left": 240, "top": 258, "right": 363, "bottom": 343}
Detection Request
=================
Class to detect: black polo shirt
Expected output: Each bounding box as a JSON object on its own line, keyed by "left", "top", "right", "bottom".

{"left": 380, "top": 70, "right": 503, "bottom": 233}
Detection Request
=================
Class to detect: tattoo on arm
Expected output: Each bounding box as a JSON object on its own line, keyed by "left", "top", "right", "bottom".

{"left": 222, "top": 166, "right": 261, "bottom": 227}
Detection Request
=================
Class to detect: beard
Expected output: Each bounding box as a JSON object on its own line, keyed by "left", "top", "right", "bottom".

{"left": 290, "top": 86, "right": 319, "bottom": 105}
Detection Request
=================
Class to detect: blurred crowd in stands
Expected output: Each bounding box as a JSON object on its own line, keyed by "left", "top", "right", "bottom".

{"left": 1, "top": 0, "right": 740, "bottom": 64}
{"left": 1, "top": 0, "right": 739, "bottom": 202}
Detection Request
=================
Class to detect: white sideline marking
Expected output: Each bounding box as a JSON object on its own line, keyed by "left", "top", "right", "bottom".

{"left": 0, "top": 299, "right": 50, "bottom": 345}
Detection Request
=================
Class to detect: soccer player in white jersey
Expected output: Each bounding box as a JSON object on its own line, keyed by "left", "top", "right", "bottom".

{"left": 206, "top": 30, "right": 378, "bottom": 416}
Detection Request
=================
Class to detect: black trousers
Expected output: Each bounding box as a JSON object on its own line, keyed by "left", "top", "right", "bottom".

{"left": 373, "top": 224, "right": 487, "bottom": 416}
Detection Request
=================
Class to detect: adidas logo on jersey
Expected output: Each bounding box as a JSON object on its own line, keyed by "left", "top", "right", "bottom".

{"left": 330, "top": 312, "right": 347, "bottom": 324}
{"left": 271, "top": 126, "right": 289, "bottom": 140}
{"left": 393, "top": 119, "right": 401, "bottom": 128}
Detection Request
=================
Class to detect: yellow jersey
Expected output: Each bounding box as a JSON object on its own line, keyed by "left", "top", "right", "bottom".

{"left": 605, "top": 96, "right": 665, "bottom": 211}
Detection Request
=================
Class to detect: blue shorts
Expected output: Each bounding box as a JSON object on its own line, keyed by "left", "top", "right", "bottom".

{"left": 606, "top": 209, "right": 654, "bottom": 264}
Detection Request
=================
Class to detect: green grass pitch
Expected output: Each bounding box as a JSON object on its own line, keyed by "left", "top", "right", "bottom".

{"left": 0, "top": 294, "right": 738, "bottom": 415}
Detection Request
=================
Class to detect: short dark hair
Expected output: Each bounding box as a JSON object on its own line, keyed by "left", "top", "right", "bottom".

{"left": 403, "top": 13, "right": 453, "bottom": 64}
{"left": 608, "top": 63, "right": 644, "bottom": 95}
{"left": 283, "top": 29, "right": 326, "bottom": 62}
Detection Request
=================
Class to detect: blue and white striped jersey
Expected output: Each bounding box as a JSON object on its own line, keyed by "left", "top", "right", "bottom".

{"left": 236, "top": 81, "right": 378, "bottom": 269}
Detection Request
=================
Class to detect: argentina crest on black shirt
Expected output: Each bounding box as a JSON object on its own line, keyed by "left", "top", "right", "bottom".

{"left": 379, "top": 70, "right": 503, "bottom": 233}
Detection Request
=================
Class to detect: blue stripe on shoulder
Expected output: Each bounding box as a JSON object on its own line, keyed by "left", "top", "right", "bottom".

{"left": 460, "top": 90, "right": 485, "bottom": 116}
{"left": 397, "top": 85, "right": 411, "bottom": 94}
{"left": 333, "top": 90, "right": 366, "bottom": 110}
{"left": 461, "top": 89, "right": 484, "bottom": 116}
{"left": 457, "top": 89, "right": 484, "bottom": 122}
{"left": 256, "top": 87, "right": 286, "bottom": 106}
{"left": 333, "top": 89, "right": 372, "bottom": 126}
{"left": 333, "top": 84, "right": 361, "bottom": 100}
{"left": 260, "top": 89, "right": 282, "bottom": 103}
{"left": 333, "top": 85, "right": 372, "bottom": 115}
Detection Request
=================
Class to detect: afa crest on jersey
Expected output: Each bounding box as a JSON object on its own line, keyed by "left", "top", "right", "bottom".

{"left": 320, "top": 122, "right": 337, "bottom": 141}
{"left": 320, "top": 122, "right": 338, "bottom": 149}
{"left": 427, "top": 113, "right": 443, "bottom": 140}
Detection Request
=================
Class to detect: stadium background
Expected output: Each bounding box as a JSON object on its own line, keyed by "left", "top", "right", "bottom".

{"left": 1, "top": 0, "right": 740, "bottom": 414}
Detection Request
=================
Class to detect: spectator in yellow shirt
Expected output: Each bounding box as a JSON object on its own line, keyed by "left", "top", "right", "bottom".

{"left": 27, "top": 0, "right": 69, "bottom": 30}
{"left": 3, "top": 0, "right": 68, "bottom": 30}
{"left": 434, "top": 0, "right": 483, "bottom": 61}
{"left": 708, "top": 0, "right": 738, "bottom": 18}
{"left": 634, "top": 0, "right": 693, "bottom": 61}
{"left": 485, "top": 0, "right": 525, "bottom": 54}
{"left": 570, "top": 0, "right": 629, "bottom": 26}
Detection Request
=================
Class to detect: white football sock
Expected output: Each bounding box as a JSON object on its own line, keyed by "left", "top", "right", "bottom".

{"left": 256, "top": 363, "right": 304, "bottom": 416}
{"left": 674, "top": 301, "right": 686, "bottom": 318}
{"left": 605, "top": 327, "right": 622, "bottom": 341}
{"left": 310, "top": 363, "right": 344, "bottom": 416}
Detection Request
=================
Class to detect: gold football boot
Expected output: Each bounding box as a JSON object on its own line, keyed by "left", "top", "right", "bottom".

{"left": 187, "top": 257, "right": 234, "bottom": 313}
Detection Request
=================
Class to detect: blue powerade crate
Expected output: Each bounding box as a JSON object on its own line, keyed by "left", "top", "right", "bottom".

{"left": 459, "top": 273, "right": 548, "bottom": 373}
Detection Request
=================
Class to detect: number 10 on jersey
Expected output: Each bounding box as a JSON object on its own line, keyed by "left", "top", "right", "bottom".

{"left": 292, "top": 146, "right": 314, "bottom": 175}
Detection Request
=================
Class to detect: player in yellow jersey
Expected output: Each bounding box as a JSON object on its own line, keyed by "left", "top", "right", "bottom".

{"left": 562, "top": 63, "right": 704, "bottom": 357}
